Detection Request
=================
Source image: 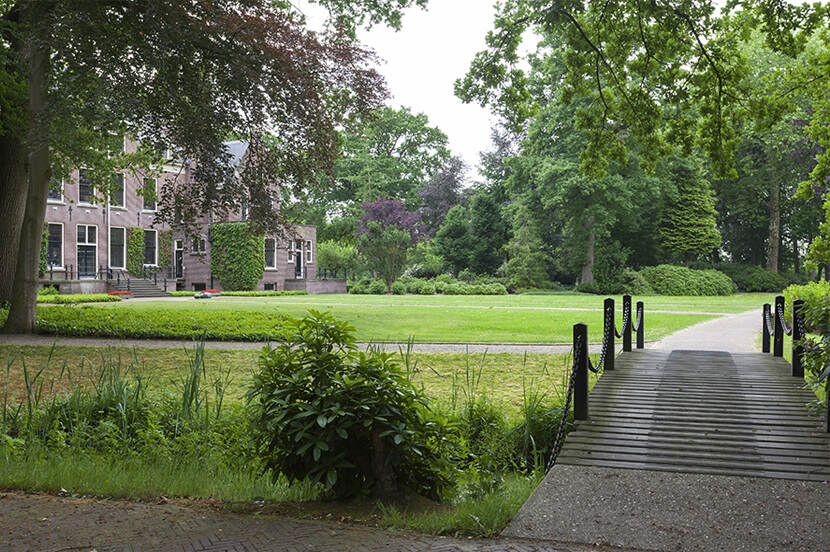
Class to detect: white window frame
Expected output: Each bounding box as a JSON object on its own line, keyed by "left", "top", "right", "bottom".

{"left": 111, "top": 173, "right": 125, "bottom": 208}
{"left": 305, "top": 240, "right": 313, "bottom": 263}
{"left": 142, "top": 177, "right": 157, "bottom": 212}
{"left": 190, "top": 236, "right": 206, "bottom": 254}
{"left": 46, "top": 222, "right": 64, "bottom": 269}
{"left": 109, "top": 226, "right": 126, "bottom": 269}
{"left": 47, "top": 178, "right": 64, "bottom": 204}
{"left": 143, "top": 229, "right": 158, "bottom": 266}
{"left": 265, "top": 238, "right": 278, "bottom": 270}
{"left": 76, "top": 224, "right": 98, "bottom": 276}
{"left": 287, "top": 240, "right": 294, "bottom": 263}
{"left": 78, "top": 169, "right": 95, "bottom": 205}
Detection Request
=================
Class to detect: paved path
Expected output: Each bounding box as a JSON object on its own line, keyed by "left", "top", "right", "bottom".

{"left": 0, "top": 492, "right": 631, "bottom": 552}
{"left": 648, "top": 309, "right": 759, "bottom": 353}
{"left": 0, "top": 334, "right": 630, "bottom": 355}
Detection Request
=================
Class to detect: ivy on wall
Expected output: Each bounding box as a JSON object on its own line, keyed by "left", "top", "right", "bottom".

{"left": 158, "top": 229, "right": 173, "bottom": 269}
{"left": 210, "top": 222, "right": 265, "bottom": 290}
{"left": 126, "top": 227, "right": 145, "bottom": 276}
{"left": 39, "top": 225, "right": 48, "bottom": 278}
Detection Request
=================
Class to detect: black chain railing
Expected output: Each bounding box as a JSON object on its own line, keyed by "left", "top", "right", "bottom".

{"left": 762, "top": 295, "right": 806, "bottom": 379}
{"left": 546, "top": 296, "right": 646, "bottom": 470}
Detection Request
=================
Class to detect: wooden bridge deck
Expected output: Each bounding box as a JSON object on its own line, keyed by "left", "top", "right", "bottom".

{"left": 557, "top": 349, "right": 830, "bottom": 481}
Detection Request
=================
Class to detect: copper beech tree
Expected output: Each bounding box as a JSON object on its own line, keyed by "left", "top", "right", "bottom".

{"left": 0, "top": 0, "right": 425, "bottom": 332}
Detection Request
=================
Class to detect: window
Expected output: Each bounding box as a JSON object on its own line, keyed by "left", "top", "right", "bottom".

{"left": 264, "top": 283, "right": 275, "bottom": 291}
{"left": 47, "top": 177, "right": 63, "bottom": 202}
{"left": 47, "top": 223, "right": 63, "bottom": 268}
{"left": 287, "top": 241, "right": 294, "bottom": 263}
{"left": 144, "top": 229, "right": 157, "bottom": 265}
{"left": 265, "top": 238, "right": 277, "bottom": 269}
{"left": 142, "top": 178, "right": 156, "bottom": 211}
{"left": 305, "top": 240, "right": 313, "bottom": 263}
{"left": 110, "top": 227, "right": 125, "bottom": 269}
{"left": 76, "top": 224, "right": 97, "bottom": 278}
{"left": 111, "top": 174, "right": 124, "bottom": 207}
{"left": 78, "top": 169, "right": 94, "bottom": 204}
{"left": 191, "top": 237, "right": 206, "bottom": 254}
{"left": 193, "top": 282, "right": 206, "bottom": 292}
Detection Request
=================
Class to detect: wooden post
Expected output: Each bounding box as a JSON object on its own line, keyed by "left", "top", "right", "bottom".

{"left": 774, "top": 295, "right": 784, "bottom": 358}
{"left": 604, "top": 298, "right": 615, "bottom": 371}
{"left": 574, "top": 323, "right": 588, "bottom": 420}
{"left": 762, "top": 303, "right": 771, "bottom": 353}
{"left": 636, "top": 301, "right": 644, "bottom": 349}
{"left": 623, "top": 294, "right": 632, "bottom": 352}
{"left": 792, "top": 299, "right": 804, "bottom": 378}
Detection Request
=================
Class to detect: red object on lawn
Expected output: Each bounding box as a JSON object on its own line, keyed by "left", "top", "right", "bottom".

{"left": 108, "top": 291, "right": 132, "bottom": 295}
{"left": 205, "top": 289, "right": 221, "bottom": 293}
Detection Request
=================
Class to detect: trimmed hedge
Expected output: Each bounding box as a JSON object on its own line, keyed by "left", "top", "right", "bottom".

{"left": 126, "top": 227, "right": 145, "bottom": 276}
{"left": 352, "top": 276, "right": 508, "bottom": 296}
{"left": 640, "top": 265, "right": 736, "bottom": 296}
{"left": 716, "top": 263, "right": 784, "bottom": 292}
{"left": 36, "top": 294, "right": 122, "bottom": 304}
{"left": 29, "top": 306, "right": 288, "bottom": 340}
{"left": 783, "top": 280, "right": 830, "bottom": 326}
{"left": 167, "top": 290, "right": 309, "bottom": 297}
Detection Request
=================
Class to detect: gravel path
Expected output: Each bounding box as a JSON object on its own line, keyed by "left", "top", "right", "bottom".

{"left": 648, "top": 308, "right": 760, "bottom": 353}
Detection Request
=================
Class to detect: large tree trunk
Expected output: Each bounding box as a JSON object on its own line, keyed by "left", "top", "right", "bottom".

{"left": 4, "top": 3, "right": 51, "bottom": 334}
{"left": 0, "top": 134, "right": 28, "bottom": 306}
{"left": 580, "top": 218, "right": 595, "bottom": 284}
{"left": 766, "top": 179, "right": 780, "bottom": 273}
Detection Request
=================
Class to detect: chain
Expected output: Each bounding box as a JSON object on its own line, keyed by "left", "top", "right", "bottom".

{"left": 777, "top": 305, "right": 793, "bottom": 336}
{"left": 764, "top": 308, "right": 775, "bottom": 336}
{"left": 588, "top": 311, "right": 613, "bottom": 373}
{"left": 546, "top": 338, "right": 579, "bottom": 471}
{"left": 634, "top": 305, "right": 643, "bottom": 332}
{"left": 796, "top": 315, "right": 807, "bottom": 337}
{"left": 614, "top": 306, "right": 630, "bottom": 339}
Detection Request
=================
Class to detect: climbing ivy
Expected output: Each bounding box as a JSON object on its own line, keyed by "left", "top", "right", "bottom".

{"left": 126, "top": 227, "right": 145, "bottom": 276}
{"left": 39, "top": 225, "right": 48, "bottom": 278}
{"left": 158, "top": 229, "right": 173, "bottom": 269}
{"left": 210, "top": 222, "right": 265, "bottom": 290}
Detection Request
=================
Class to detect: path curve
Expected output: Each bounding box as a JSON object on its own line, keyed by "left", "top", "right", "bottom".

{"left": 648, "top": 309, "right": 759, "bottom": 353}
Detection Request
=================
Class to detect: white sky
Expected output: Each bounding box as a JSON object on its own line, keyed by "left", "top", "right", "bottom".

{"left": 301, "top": 1, "right": 499, "bottom": 183}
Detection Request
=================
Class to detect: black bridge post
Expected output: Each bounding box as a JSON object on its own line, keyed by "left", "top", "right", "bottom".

{"left": 792, "top": 299, "right": 804, "bottom": 378}
{"left": 604, "top": 298, "right": 615, "bottom": 371}
{"left": 622, "top": 294, "right": 632, "bottom": 352}
{"left": 762, "top": 303, "right": 771, "bottom": 353}
{"left": 574, "top": 323, "right": 588, "bottom": 420}
{"left": 774, "top": 295, "right": 784, "bottom": 358}
{"left": 636, "top": 301, "right": 644, "bottom": 349}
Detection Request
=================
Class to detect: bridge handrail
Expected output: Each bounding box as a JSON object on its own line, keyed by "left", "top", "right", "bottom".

{"left": 546, "top": 295, "right": 645, "bottom": 471}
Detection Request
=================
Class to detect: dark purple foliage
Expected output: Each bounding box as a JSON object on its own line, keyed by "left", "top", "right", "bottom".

{"left": 417, "top": 156, "right": 466, "bottom": 238}
{"left": 358, "top": 197, "right": 424, "bottom": 242}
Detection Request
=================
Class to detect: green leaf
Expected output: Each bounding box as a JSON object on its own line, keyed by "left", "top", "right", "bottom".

{"left": 316, "top": 414, "right": 327, "bottom": 428}
{"left": 326, "top": 468, "right": 337, "bottom": 488}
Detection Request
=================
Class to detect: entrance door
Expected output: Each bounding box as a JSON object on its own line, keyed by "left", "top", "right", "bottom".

{"left": 295, "top": 239, "right": 303, "bottom": 278}
{"left": 77, "top": 224, "right": 97, "bottom": 278}
{"left": 174, "top": 240, "right": 183, "bottom": 278}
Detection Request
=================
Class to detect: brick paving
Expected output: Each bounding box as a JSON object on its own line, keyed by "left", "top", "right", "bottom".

{"left": 0, "top": 492, "right": 635, "bottom": 552}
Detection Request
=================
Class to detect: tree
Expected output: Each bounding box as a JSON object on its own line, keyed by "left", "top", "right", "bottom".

{"left": 0, "top": 0, "right": 426, "bottom": 332}
{"left": 434, "top": 205, "right": 473, "bottom": 276}
{"left": 356, "top": 198, "right": 420, "bottom": 291}
{"left": 468, "top": 191, "right": 507, "bottom": 275}
{"left": 658, "top": 159, "right": 722, "bottom": 265}
{"left": 417, "top": 156, "right": 466, "bottom": 237}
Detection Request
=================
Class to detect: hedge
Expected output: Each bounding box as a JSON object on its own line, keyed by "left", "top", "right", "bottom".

{"left": 640, "top": 265, "right": 736, "bottom": 296}
{"left": 716, "top": 263, "right": 784, "bottom": 292}
{"left": 167, "top": 290, "right": 309, "bottom": 297}
{"left": 126, "top": 227, "right": 145, "bottom": 276}
{"left": 783, "top": 280, "right": 830, "bottom": 325}
{"left": 350, "top": 276, "right": 508, "bottom": 296}
{"left": 25, "top": 306, "right": 288, "bottom": 341}
{"left": 36, "top": 294, "right": 122, "bottom": 304}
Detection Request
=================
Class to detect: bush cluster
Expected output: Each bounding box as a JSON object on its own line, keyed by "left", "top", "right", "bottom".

{"left": 37, "top": 294, "right": 122, "bottom": 304}
{"left": 167, "top": 290, "right": 308, "bottom": 297}
{"left": 715, "top": 263, "right": 783, "bottom": 292}
{"left": 783, "top": 280, "right": 830, "bottom": 327}
{"left": 349, "top": 275, "right": 508, "bottom": 296}
{"left": 29, "top": 306, "right": 288, "bottom": 340}
{"left": 640, "top": 264, "right": 735, "bottom": 296}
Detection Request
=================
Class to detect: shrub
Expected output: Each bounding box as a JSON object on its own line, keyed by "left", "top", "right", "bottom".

{"left": 210, "top": 222, "right": 265, "bottom": 291}
{"left": 167, "top": 290, "right": 308, "bottom": 297}
{"left": 406, "top": 278, "right": 426, "bottom": 294}
{"left": 486, "top": 283, "right": 508, "bottom": 295}
{"left": 619, "top": 269, "right": 653, "bottom": 295}
{"left": 247, "top": 311, "right": 454, "bottom": 499}
{"left": 640, "top": 264, "right": 735, "bottom": 296}
{"left": 783, "top": 280, "right": 830, "bottom": 326}
{"left": 367, "top": 279, "right": 388, "bottom": 295}
{"left": 433, "top": 274, "right": 454, "bottom": 284}
{"left": 418, "top": 283, "right": 436, "bottom": 295}
{"left": 37, "top": 294, "right": 121, "bottom": 304}
{"left": 716, "top": 263, "right": 784, "bottom": 292}
{"left": 38, "top": 286, "right": 59, "bottom": 296}
{"left": 126, "top": 227, "right": 145, "bottom": 276}
{"left": 433, "top": 281, "right": 448, "bottom": 294}
{"left": 574, "top": 282, "right": 599, "bottom": 294}
{"left": 390, "top": 281, "right": 407, "bottom": 295}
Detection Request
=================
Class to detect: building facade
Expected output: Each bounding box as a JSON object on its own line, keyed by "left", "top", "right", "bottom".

{"left": 41, "top": 138, "right": 330, "bottom": 293}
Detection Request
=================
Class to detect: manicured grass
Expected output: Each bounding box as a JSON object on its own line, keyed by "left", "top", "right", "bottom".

{"left": 88, "top": 300, "right": 717, "bottom": 343}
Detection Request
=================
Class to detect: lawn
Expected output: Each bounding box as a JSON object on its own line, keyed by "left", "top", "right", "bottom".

{"left": 84, "top": 293, "right": 730, "bottom": 343}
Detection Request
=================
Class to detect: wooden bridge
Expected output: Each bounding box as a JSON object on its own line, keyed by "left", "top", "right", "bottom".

{"left": 555, "top": 296, "right": 830, "bottom": 482}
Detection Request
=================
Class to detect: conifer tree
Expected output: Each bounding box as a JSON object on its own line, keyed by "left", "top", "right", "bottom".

{"left": 659, "top": 159, "right": 722, "bottom": 266}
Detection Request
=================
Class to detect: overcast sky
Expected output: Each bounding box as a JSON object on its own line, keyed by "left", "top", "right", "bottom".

{"left": 301, "top": 1, "right": 500, "bottom": 184}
